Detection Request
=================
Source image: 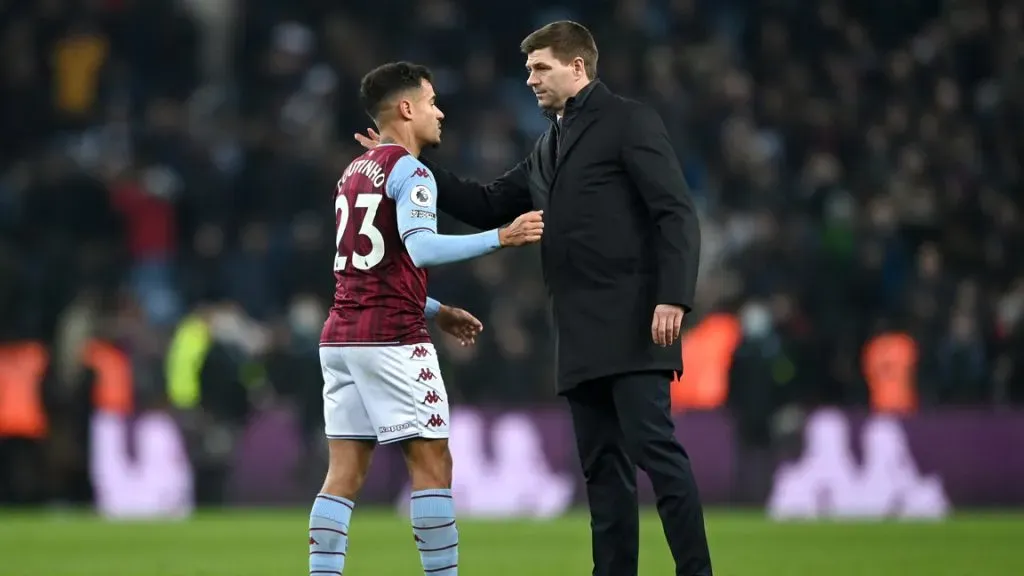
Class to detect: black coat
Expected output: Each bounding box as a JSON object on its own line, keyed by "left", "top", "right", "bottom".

{"left": 427, "top": 81, "right": 701, "bottom": 392}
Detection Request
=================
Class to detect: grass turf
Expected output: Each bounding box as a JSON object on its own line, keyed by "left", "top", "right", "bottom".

{"left": 1, "top": 508, "right": 1022, "bottom": 575}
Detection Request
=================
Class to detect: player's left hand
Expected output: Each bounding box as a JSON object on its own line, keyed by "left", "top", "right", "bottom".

{"left": 652, "top": 304, "right": 685, "bottom": 347}
{"left": 354, "top": 128, "right": 381, "bottom": 150}
{"left": 435, "top": 305, "right": 484, "bottom": 346}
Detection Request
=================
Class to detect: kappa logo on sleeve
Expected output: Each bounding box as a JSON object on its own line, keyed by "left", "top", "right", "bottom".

{"left": 412, "top": 167, "right": 432, "bottom": 180}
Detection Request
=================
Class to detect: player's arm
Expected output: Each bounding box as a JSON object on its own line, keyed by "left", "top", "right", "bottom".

{"left": 388, "top": 156, "right": 503, "bottom": 268}
{"left": 419, "top": 156, "right": 533, "bottom": 230}
{"left": 621, "top": 104, "right": 701, "bottom": 312}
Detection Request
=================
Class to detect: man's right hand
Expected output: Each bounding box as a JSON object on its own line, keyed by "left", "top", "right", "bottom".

{"left": 354, "top": 128, "right": 381, "bottom": 150}
{"left": 499, "top": 211, "right": 544, "bottom": 246}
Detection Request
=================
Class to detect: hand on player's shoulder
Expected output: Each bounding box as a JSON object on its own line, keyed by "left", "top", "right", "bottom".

{"left": 499, "top": 210, "right": 544, "bottom": 247}
{"left": 354, "top": 128, "right": 381, "bottom": 149}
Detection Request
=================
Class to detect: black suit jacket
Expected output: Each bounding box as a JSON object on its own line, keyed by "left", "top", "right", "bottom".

{"left": 426, "top": 81, "right": 701, "bottom": 392}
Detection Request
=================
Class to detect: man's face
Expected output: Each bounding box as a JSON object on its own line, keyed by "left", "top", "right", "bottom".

{"left": 411, "top": 79, "right": 444, "bottom": 146}
{"left": 526, "top": 48, "right": 578, "bottom": 112}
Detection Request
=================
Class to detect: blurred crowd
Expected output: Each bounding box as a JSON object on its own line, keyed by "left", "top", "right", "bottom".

{"left": 1, "top": 0, "right": 1023, "bottom": 448}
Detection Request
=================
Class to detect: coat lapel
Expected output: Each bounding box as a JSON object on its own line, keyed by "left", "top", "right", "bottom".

{"left": 536, "top": 82, "right": 610, "bottom": 194}
{"left": 555, "top": 110, "right": 598, "bottom": 173}
{"left": 538, "top": 128, "right": 557, "bottom": 185}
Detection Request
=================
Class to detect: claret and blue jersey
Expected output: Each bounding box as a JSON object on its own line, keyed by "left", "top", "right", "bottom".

{"left": 320, "top": 144, "right": 502, "bottom": 346}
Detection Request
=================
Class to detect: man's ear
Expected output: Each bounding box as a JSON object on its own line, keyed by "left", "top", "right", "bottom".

{"left": 573, "top": 57, "right": 587, "bottom": 80}
{"left": 398, "top": 99, "right": 414, "bottom": 121}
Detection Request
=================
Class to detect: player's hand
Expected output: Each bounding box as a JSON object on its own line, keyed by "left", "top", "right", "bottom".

{"left": 435, "top": 305, "right": 484, "bottom": 346}
{"left": 354, "top": 128, "right": 381, "bottom": 150}
{"left": 652, "top": 304, "right": 685, "bottom": 347}
{"left": 498, "top": 210, "right": 544, "bottom": 246}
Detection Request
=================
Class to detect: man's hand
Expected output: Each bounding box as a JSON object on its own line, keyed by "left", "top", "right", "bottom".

{"left": 498, "top": 211, "right": 544, "bottom": 246}
{"left": 652, "top": 304, "right": 685, "bottom": 347}
{"left": 354, "top": 128, "right": 381, "bottom": 150}
{"left": 434, "top": 305, "right": 484, "bottom": 346}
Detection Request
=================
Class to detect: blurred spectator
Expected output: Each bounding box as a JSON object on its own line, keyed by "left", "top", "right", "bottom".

{"left": 2, "top": 0, "right": 1024, "bottom": 504}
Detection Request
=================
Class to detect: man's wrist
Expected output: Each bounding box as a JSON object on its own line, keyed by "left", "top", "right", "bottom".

{"left": 425, "top": 297, "right": 443, "bottom": 319}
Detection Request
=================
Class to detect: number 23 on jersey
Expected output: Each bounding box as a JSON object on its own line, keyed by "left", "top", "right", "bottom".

{"left": 334, "top": 193, "right": 386, "bottom": 271}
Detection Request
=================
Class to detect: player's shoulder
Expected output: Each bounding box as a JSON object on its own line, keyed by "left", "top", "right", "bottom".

{"left": 386, "top": 154, "right": 435, "bottom": 206}
{"left": 372, "top": 142, "right": 411, "bottom": 159}
{"left": 388, "top": 154, "right": 435, "bottom": 195}
{"left": 353, "top": 143, "right": 405, "bottom": 169}
{"left": 390, "top": 152, "right": 434, "bottom": 182}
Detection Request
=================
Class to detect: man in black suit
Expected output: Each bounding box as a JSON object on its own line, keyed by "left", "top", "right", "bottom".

{"left": 356, "top": 21, "right": 710, "bottom": 576}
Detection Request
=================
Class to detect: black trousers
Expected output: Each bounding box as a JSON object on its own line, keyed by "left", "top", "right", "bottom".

{"left": 565, "top": 371, "right": 712, "bottom": 576}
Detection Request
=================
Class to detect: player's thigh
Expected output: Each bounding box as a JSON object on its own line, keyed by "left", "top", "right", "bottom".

{"left": 344, "top": 343, "right": 451, "bottom": 444}
{"left": 319, "top": 346, "right": 375, "bottom": 441}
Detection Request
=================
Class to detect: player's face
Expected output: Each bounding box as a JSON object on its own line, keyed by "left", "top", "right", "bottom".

{"left": 525, "top": 48, "right": 578, "bottom": 111}
{"left": 413, "top": 79, "right": 444, "bottom": 147}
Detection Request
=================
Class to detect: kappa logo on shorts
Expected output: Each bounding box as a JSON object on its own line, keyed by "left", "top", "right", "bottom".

{"left": 425, "top": 414, "right": 446, "bottom": 428}
{"left": 379, "top": 422, "right": 415, "bottom": 434}
{"left": 416, "top": 368, "right": 437, "bottom": 382}
{"left": 421, "top": 390, "right": 443, "bottom": 405}
{"left": 410, "top": 345, "right": 431, "bottom": 359}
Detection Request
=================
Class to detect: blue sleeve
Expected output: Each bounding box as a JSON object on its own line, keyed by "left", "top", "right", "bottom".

{"left": 425, "top": 297, "right": 441, "bottom": 319}
{"left": 387, "top": 155, "right": 502, "bottom": 268}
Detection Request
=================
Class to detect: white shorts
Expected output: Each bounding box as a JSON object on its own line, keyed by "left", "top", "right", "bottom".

{"left": 319, "top": 343, "right": 450, "bottom": 444}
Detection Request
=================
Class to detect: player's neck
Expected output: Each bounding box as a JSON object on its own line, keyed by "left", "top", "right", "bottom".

{"left": 378, "top": 128, "right": 421, "bottom": 158}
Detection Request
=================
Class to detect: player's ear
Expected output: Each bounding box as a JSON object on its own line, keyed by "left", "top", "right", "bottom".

{"left": 398, "top": 98, "right": 414, "bottom": 121}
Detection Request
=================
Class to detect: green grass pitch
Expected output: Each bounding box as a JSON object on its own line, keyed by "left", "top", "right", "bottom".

{"left": 1, "top": 508, "right": 1022, "bottom": 575}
